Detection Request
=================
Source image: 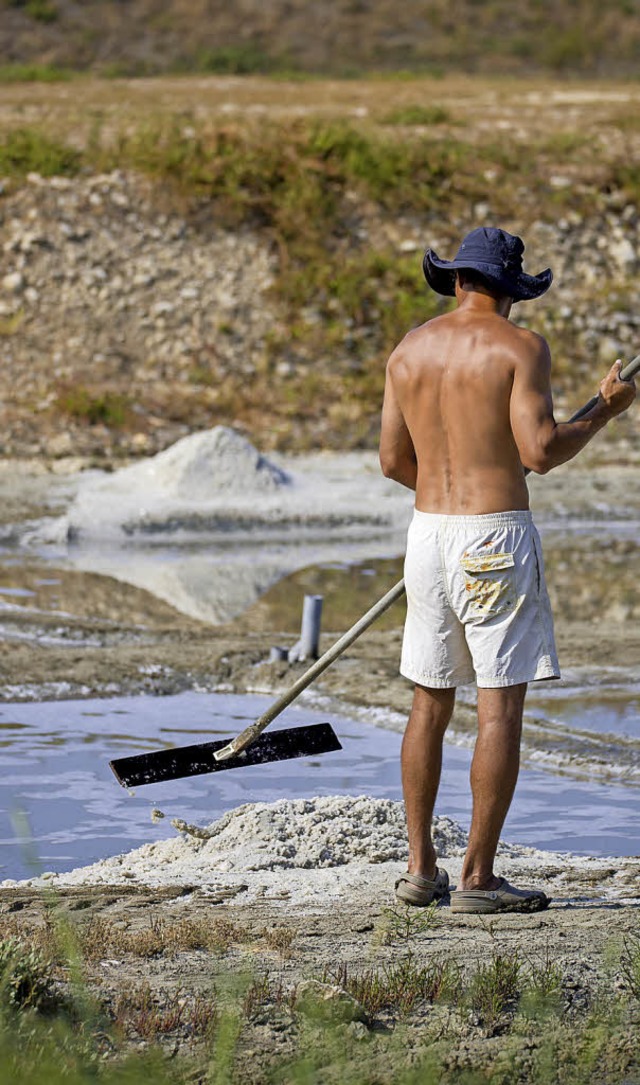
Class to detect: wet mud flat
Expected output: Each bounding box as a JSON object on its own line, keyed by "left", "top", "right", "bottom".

{"left": 0, "top": 455, "right": 639, "bottom": 794}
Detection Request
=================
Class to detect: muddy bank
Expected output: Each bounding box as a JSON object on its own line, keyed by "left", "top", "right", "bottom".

{"left": 1, "top": 872, "right": 639, "bottom": 1083}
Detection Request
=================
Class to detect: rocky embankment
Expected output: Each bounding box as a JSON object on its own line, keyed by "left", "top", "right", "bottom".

{"left": 0, "top": 170, "right": 275, "bottom": 459}
{"left": 1, "top": 167, "right": 639, "bottom": 461}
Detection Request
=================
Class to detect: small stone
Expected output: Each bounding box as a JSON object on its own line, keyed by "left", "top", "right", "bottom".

{"left": 131, "top": 432, "right": 150, "bottom": 452}
{"left": 47, "top": 433, "right": 74, "bottom": 457}
{"left": 610, "top": 237, "right": 636, "bottom": 273}
{"left": 296, "top": 980, "right": 367, "bottom": 1023}
{"left": 2, "top": 272, "right": 24, "bottom": 294}
{"left": 151, "top": 808, "right": 165, "bottom": 823}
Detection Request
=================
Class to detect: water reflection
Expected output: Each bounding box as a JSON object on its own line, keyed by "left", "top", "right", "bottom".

{"left": 1, "top": 691, "right": 638, "bottom": 884}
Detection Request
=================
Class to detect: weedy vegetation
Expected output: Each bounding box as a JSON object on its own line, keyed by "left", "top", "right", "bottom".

{"left": 0, "top": 63, "right": 74, "bottom": 82}
{"left": 376, "top": 901, "right": 440, "bottom": 945}
{"left": 466, "top": 951, "right": 522, "bottom": 1031}
{"left": 0, "top": 906, "right": 640, "bottom": 1084}
{"left": 261, "top": 924, "right": 297, "bottom": 961}
{"left": 620, "top": 932, "right": 640, "bottom": 1000}
{"left": 0, "top": 937, "right": 61, "bottom": 1014}
{"left": 80, "top": 913, "right": 249, "bottom": 960}
{"left": 381, "top": 104, "right": 451, "bottom": 126}
{"left": 323, "top": 954, "right": 463, "bottom": 1017}
{"left": 54, "top": 387, "right": 132, "bottom": 429}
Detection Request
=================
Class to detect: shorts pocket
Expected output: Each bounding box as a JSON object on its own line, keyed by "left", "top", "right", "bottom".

{"left": 460, "top": 552, "right": 517, "bottom": 619}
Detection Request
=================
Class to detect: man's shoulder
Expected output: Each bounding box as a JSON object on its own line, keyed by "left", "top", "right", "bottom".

{"left": 387, "top": 316, "right": 443, "bottom": 370}
{"left": 509, "top": 323, "right": 549, "bottom": 351}
{"left": 508, "top": 324, "right": 551, "bottom": 366}
{"left": 395, "top": 313, "right": 448, "bottom": 352}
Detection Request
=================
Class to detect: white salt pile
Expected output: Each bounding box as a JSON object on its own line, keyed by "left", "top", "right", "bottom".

{"left": 63, "top": 426, "right": 290, "bottom": 543}
{"left": 15, "top": 795, "right": 636, "bottom": 907}
{"left": 31, "top": 428, "right": 412, "bottom": 622}
{"left": 48, "top": 427, "right": 411, "bottom": 546}
{"left": 105, "top": 426, "right": 291, "bottom": 500}
{"left": 170, "top": 796, "right": 469, "bottom": 870}
{"left": 18, "top": 797, "right": 463, "bottom": 894}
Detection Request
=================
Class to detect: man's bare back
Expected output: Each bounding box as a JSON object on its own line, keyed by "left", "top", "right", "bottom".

{"left": 380, "top": 277, "right": 636, "bottom": 514}
{"left": 385, "top": 304, "right": 533, "bottom": 514}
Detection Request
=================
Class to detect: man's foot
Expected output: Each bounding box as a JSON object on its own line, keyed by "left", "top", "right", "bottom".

{"left": 450, "top": 876, "right": 549, "bottom": 914}
{"left": 395, "top": 867, "right": 450, "bottom": 907}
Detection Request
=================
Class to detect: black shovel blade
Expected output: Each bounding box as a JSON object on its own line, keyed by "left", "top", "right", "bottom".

{"left": 110, "top": 723, "right": 342, "bottom": 788}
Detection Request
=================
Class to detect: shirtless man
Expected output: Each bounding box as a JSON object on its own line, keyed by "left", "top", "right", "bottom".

{"left": 379, "top": 226, "right": 636, "bottom": 914}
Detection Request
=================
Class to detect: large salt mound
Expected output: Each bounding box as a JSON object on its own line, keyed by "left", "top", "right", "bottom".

{"left": 103, "top": 426, "right": 290, "bottom": 500}
{"left": 54, "top": 426, "right": 290, "bottom": 544}
{"left": 172, "top": 796, "right": 469, "bottom": 870}
{"left": 10, "top": 796, "right": 630, "bottom": 905}
{"left": 19, "top": 798, "right": 469, "bottom": 889}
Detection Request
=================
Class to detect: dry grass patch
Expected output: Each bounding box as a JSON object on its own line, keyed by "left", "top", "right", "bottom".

{"left": 81, "top": 914, "right": 248, "bottom": 960}
{"left": 323, "top": 955, "right": 463, "bottom": 1017}
{"left": 261, "top": 925, "right": 297, "bottom": 961}
{"left": 111, "top": 982, "right": 217, "bottom": 1042}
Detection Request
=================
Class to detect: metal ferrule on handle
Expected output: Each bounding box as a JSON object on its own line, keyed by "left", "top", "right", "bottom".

{"left": 214, "top": 577, "right": 406, "bottom": 760}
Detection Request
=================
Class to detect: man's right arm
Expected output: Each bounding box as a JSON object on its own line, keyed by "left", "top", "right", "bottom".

{"left": 510, "top": 335, "right": 636, "bottom": 474}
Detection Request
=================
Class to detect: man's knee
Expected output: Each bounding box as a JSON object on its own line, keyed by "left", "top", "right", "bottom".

{"left": 411, "top": 684, "right": 456, "bottom": 728}
{"left": 477, "top": 685, "right": 526, "bottom": 734}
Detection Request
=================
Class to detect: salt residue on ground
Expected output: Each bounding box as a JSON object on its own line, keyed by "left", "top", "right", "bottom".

{"left": 7, "top": 796, "right": 639, "bottom": 906}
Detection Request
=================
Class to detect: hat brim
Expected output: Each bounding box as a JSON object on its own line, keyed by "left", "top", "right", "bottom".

{"left": 423, "top": 249, "right": 553, "bottom": 303}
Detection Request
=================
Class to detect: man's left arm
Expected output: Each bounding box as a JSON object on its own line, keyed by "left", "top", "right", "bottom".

{"left": 379, "top": 357, "right": 417, "bottom": 490}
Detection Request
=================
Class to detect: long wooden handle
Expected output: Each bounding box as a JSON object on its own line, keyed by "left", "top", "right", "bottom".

{"left": 214, "top": 577, "right": 406, "bottom": 760}
{"left": 216, "top": 354, "right": 640, "bottom": 761}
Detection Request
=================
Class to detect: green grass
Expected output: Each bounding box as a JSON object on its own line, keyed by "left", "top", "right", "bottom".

{"left": 55, "top": 388, "right": 131, "bottom": 428}
{"left": 0, "top": 937, "right": 60, "bottom": 1014}
{"left": 0, "top": 128, "right": 81, "bottom": 178}
{"left": 381, "top": 104, "right": 451, "bottom": 126}
{"left": 467, "top": 951, "right": 522, "bottom": 1029}
{"left": 0, "top": 63, "right": 73, "bottom": 82}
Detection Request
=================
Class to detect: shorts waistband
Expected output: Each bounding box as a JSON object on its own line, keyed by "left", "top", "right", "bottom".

{"left": 412, "top": 508, "right": 533, "bottom": 530}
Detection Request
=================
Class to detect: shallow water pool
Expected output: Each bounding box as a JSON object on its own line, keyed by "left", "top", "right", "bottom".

{"left": 1, "top": 691, "right": 638, "bottom": 883}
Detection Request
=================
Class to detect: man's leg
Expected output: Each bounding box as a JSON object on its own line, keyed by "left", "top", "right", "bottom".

{"left": 459, "top": 683, "right": 527, "bottom": 891}
{"left": 402, "top": 683, "right": 456, "bottom": 879}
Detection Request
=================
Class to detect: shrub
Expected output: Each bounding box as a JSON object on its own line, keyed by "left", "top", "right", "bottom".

{"left": 55, "top": 388, "right": 130, "bottom": 428}
{"left": 0, "top": 64, "right": 73, "bottom": 83}
{"left": 0, "top": 937, "right": 59, "bottom": 1013}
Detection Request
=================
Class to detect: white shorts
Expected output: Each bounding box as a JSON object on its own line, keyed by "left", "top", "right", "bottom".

{"left": 400, "top": 509, "right": 560, "bottom": 689}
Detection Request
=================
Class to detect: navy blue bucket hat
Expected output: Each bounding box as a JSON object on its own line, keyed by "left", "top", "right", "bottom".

{"left": 423, "top": 227, "right": 553, "bottom": 302}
